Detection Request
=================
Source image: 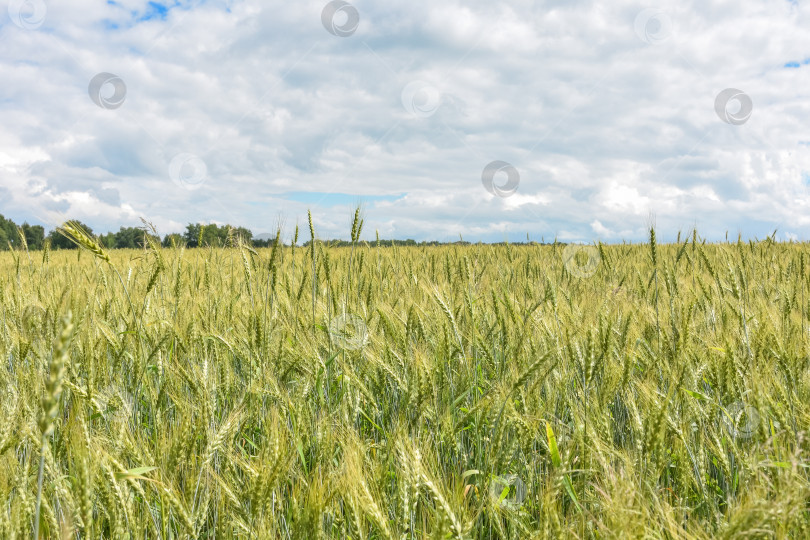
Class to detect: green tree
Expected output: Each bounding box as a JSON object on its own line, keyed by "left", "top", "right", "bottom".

{"left": 112, "top": 226, "right": 158, "bottom": 249}
{"left": 183, "top": 223, "right": 247, "bottom": 248}
{"left": 232, "top": 226, "right": 253, "bottom": 245}
{"left": 162, "top": 233, "right": 183, "bottom": 248}
{"left": 21, "top": 223, "right": 45, "bottom": 250}
{"left": 200, "top": 224, "right": 226, "bottom": 247}
{"left": 183, "top": 223, "right": 201, "bottom": 247}
{"left": 0, "top": 214, "right": 18, "bottom": 250}
{"left": 99, "top": 232, "right": 115, "bottom": 249}
{"left": 48, "top": 221, "right": 95, "bottom": 250}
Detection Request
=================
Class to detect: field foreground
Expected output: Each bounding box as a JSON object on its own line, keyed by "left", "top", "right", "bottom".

{"left": 1, "top": 236, "right": 809, "bottom": 538}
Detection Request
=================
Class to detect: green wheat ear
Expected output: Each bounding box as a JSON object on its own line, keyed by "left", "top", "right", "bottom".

{"left": 39, "top": 311, "right": 73, "bottom": 436}
{"left": 35, "top": 311, "right": 74, "bottom": 540}
{"left": 58, "top": 221, "right": 111, "bottom": 264}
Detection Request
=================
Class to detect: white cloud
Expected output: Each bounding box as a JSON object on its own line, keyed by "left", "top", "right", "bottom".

{"left": 0, "top": 0, "right": 809, "bottom": 241}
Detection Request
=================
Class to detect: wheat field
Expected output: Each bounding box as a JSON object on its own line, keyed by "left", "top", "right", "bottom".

{"left": 0, "top": 222, "right": 809, "bottom": 538}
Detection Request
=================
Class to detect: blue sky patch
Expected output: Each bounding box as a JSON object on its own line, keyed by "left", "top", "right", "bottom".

{"left": 138, "top": 2, "right": 175, "bottom": 22}
{"left": 784, "top": 57, "right": 810, "bottom": 68}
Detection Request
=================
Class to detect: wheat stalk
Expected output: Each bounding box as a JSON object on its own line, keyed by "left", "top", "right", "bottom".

{"left": 35, "top": 311, "right": 74, "bottom": 540}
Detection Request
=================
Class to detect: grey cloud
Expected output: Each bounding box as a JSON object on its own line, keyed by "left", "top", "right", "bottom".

{"left": 0, "top": 0, "right": 809, "bottom": 241}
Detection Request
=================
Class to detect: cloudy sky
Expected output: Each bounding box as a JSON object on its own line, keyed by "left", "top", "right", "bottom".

{"left": 1, "top": 0, "right": 809, "bottom": 243}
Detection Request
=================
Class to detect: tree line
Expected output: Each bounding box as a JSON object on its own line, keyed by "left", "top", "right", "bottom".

{"left": 1, "top": 214, "right": 550, "bottom": 250}
{"left": 0, "top": 215, "right": 271, "bottom": 250}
